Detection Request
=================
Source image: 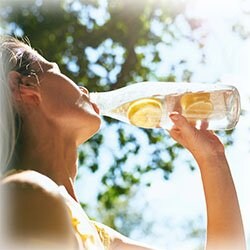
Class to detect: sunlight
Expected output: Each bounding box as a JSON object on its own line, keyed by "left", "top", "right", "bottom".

{"left": 185, "top": 0, "right": 241, "bottom": 19}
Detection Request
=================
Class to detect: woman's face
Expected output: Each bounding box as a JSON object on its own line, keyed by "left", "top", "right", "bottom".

{"left": 32, "top": 55, "right": 101, "bottom": 143}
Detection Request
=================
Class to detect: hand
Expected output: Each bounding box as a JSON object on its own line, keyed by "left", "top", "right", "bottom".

{"left": 167, "top": 112, "right": 225, "bottom": 161}
{"left": 168, "top": 112, "right": 246, "bottom": 250}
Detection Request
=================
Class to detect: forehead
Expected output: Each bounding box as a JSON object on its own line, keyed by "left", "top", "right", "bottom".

{"left": 30, "top": 52, "right": 57, "bottom": 73}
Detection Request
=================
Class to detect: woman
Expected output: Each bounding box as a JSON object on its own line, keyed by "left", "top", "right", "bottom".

{"left": 0, "top": 36, "right": 246, "bottom": 250}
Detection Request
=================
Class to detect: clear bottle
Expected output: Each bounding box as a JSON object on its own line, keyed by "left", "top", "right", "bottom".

{"left": 90, "top": 82, "right": 241, "bottom": 130}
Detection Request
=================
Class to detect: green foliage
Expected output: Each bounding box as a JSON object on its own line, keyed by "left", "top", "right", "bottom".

{"left": 0, "top": 0, "right": 237, "bottom": 236}
{"left": 183, "top": 217, "right": 206, "bottom": 250}
{"left": 95, "top": 188, "right": 154, "bottom": 237}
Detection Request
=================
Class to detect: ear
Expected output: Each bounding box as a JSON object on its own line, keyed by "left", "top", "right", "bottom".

{"left": 8, "top": 71, "right": 41, "bottom": 105}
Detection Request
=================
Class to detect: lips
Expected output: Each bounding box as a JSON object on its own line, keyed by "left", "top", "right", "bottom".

{"left": 91, "top": 102, "right": 100, "bottom": 114}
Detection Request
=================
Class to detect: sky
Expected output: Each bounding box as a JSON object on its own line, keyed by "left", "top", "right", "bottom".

{"left": 147, "top": 0, "right": 250, "bottom": 248}
{"left": 0, "top": 0, "right": 248, "bottom": 249}
{"left": 76, "top": 0, "right": 250, "bottom": 249}
{"left": 146, "top": 0, "right": 250, "bottom": 248}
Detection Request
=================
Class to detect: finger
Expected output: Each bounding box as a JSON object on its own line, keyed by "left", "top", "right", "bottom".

{"left": 169, "top": 112, "right": 195, "bottom": 134}
{"left": 168, "top": 112, "right": 196, "bottom": 143}
{"left": 200, "top": 120, "right": 209, "bottom": 130}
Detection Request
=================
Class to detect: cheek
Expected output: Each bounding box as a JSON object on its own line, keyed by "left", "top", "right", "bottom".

{"left": 43, "top": 94, "right": 71, "bottom": 113}
{"left": 39, "top": 78, "right": 100, "bottom": 128}
{"left": 43, "top": 93, "right": 100, "bottom": 126}
{"left": 41, "top": 84, "right": 80, "bottom": 112}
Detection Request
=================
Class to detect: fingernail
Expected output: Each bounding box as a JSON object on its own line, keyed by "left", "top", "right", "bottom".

{"left": 169, "top": 112, "right": 179, "bottom": 121}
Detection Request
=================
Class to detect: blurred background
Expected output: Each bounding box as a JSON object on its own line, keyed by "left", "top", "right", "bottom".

{"left": 0, "top": 0, "right": 249, "bottom": 249}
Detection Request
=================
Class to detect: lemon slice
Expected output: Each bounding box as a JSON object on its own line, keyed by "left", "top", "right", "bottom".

{"left": 181, "top": 93, "right": 210, "bottom": 109}
{"left": 184, "top": 101, "right": 213, "bottom": 117}
{"left": 181, "top": 93, "right": 213, "bottom": 118}
{"left": 127, "top": 98, "right": 162, "bottom": 128}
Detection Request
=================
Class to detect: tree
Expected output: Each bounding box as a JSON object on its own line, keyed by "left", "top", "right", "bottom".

{"left": 0, "top": 0, "right": 236, "bottom": 238}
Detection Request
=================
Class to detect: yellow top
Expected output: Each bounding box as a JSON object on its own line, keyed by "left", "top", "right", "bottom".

{"left": 59, "top": 186, "right": 111, "bottom": 250}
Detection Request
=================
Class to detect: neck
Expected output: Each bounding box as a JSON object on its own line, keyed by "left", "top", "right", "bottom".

{"left": 12, "top": 120, "right": 80, "bottom": 201}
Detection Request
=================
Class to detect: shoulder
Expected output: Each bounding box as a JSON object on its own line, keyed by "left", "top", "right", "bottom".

{"left": 1, "top": 170, "right": 69, "bottom": 220}
{"left": 1, "top": 169, "right": 59, "bottom": 192}
{"left": 1, "top": 170, "right": 76, "bottom": 249}
{"left": 1, "top": 170, "right": 64, "bottom": 211}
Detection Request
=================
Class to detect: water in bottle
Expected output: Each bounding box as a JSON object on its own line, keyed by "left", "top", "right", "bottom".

{"left": 89, "top": 82, "right": 241, "bottom": 130}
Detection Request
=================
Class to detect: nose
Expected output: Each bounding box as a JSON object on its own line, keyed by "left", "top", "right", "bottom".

{"left": 79, "top": 86, "right": 89, "bottom": 96}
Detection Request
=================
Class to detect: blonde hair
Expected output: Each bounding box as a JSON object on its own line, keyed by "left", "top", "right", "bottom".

{"left": 0, "top": 36, "right": 39, "bottom": 174}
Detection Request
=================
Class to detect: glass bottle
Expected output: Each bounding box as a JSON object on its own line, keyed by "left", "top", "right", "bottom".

{"left": 89, "top": 82, "right": 241, "bottom": 130}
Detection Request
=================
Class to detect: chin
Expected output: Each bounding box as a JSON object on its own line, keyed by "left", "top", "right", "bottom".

{"left": 77, "top": 117, "right": 101, "bottom": 144}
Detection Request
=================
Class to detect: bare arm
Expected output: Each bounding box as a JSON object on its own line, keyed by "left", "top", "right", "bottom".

{"left": 1, "top": 171, "right": 77, "bottom": 250}
{"left": 92, "top": 113, "right": 246, "bottom": 250}
{"left": 168, "top": 113, "right": 246, "bottom": 250}
{"left": 93, "top": 222, "right": 158, "bottom": 250}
